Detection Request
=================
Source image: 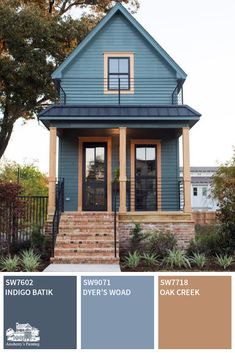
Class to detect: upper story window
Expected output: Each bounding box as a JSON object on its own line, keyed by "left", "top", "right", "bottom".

{"left": 104, "top": 52, "right": 134, "bottom": 94}
{"left": 193, "top": 187, "right": 198, "bottom": 196}
{"left": 108, "top": 57, "right": 130, "bottom": 90}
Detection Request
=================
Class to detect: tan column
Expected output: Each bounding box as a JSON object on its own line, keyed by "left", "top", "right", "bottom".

{"left": 119, "top": 127, "right": 127, "bottom": 213}
{"left": 48, "top": 127, "right": 57, "bottom": 214}
{"left": 182, "top": 127, "right": 191, "bottom": 213}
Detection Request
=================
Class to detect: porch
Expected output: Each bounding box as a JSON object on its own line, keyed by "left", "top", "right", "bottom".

{"left": 47, "top": 126, "right": 192, "bottom": 216}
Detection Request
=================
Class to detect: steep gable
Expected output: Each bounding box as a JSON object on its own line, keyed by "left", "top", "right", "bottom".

{"left": 52, "top": 3, "right": 186, "bottom": 80}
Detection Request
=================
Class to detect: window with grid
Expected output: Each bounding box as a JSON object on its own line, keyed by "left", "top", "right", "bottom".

{"left": 108, "top": 57, "right": 130, "bottom": 90}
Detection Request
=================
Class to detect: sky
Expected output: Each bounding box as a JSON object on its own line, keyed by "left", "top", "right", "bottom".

{"left": 2, "top": 0, "right": 235, "bottom": 174}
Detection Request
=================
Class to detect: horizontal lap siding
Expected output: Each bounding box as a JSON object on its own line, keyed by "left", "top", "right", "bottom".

{"left": 161, "top": 138, "right": 180, "bottom": 211}
{"left": 58, "top": 133, "right": 78, "bottom": 211}
{"left": 61, "top": 13, "right": 177, "bottom": 105}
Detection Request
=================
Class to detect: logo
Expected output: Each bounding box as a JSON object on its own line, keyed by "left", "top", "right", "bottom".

{"left": 6, "top": 323, "right": 40, "bottom": 342}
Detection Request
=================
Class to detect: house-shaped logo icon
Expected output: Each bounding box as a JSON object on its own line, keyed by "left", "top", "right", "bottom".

{"left": 6, "top": 323, "right": 40, "bottom": 342}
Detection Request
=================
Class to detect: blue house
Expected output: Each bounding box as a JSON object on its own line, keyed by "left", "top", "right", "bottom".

{"left": 39, "top": 3, "right": 200, "bottom": 264}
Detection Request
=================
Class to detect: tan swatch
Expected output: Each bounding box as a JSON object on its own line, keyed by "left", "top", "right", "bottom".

{"left": 159, "top": 276, "right": 231, "bottom": 349}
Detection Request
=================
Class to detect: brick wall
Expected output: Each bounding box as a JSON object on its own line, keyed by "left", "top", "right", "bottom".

{"left": 118, "top": 221, "right": 195, "bottom": 252}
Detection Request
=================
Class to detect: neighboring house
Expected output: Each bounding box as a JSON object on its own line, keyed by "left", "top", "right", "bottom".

{"left": 39, "top": 3, "right": 201, "bottom": 264}
{"left": 190, "top": 167, "right": 218, "bottom": 211}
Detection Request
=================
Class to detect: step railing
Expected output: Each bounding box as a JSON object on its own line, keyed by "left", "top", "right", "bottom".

{"left": 52, "top": 179, "right": 64, "bottom": 256}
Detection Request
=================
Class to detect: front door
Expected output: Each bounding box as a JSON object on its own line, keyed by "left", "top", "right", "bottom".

{"left": 135, "top": 145, "right": 157, "bottom": 211}
{"left": 83, "top": 143, "right": 107, "bottom": 211}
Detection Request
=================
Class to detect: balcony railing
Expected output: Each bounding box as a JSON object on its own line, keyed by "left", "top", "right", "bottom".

{"left": 56, "top": 78, "right": 184, "bottom": 106}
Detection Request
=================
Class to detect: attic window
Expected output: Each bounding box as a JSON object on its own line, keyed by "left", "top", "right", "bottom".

{"left": 108, "top": 57, "right": 130, "bottom": 90}
{"left": 104, "top": 52, "right": 134, "bottom": 94}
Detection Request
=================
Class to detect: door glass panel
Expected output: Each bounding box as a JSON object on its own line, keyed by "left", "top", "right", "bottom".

{"left": 86, "top": 148, "right": 95, "bottom": 178}
{"left": 96, "top": 147, "right": 105, "bottom": 180}
{"left": 83, "top": 144, "right": 107, "bottom": 211}
{"left": 135, "top": 146, "right": 157, "bottom": 211}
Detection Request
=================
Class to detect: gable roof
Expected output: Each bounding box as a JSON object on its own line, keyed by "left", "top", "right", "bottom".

{"left": 52, "top": 3, "right": 187, "bottom": 80}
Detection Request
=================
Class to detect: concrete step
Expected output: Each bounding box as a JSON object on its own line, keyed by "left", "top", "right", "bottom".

{"left": 51, "top": 256, "right": 119, "bottom": 265}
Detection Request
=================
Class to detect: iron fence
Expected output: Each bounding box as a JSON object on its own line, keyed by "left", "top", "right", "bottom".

{"left": 0, "top": 196, "right": 48, "bottom": 251}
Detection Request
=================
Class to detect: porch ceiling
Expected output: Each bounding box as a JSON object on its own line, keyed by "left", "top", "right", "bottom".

{"left": 39, "top": 104, "right": 201, "bottom": 130}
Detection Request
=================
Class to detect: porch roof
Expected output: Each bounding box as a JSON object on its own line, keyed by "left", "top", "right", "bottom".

{"left": 39, "top": 104, "right": 200, "bottom": 129}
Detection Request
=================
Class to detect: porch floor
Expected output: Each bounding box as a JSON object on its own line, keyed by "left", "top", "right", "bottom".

{"left": 43, "top": 264, "right": 121, "bottom": 272}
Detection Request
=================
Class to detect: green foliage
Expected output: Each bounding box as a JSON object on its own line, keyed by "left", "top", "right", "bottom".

{"left": 0, "top": 161, "right": 48, "bottom": 196}
{"left": 189, "top": 252, "right": 207, "bottom": 269}
{"left": 0, "top": 255, "right": 19, "bottom": 271}
{"left": 31, "top": 227, "right": 45, "bottom": 251}
{"left": 163, "top": 249, "right": 191, "bottom": 269}
{"left": 187, "top": 228, "right": 232, "bottom": 256}
{"left": 130, "top": 223, "right": 145, "bottom": 251}
{"left": 0, "top": 0, "right": 139, "bottom": 159}
{"left": 20, "top": 249, "right": 41, "bottom": 272}
{"left": 124, "top": 251, "right": 141, "bottom": 269}
{"left": 142, "top": 253, "right": 159, "bottom": 266}
{"left": 215, "top": 254, "right": 234, "bottom": 270}
{"left": 211, "top": 151, "right": 235, "bottom": 250}
{"left": 145, "top": 230, "right": 177, "bottom": 259}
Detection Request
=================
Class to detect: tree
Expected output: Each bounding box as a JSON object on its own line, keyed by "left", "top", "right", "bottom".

{"left": 0, "top": 0, "right": 139, "bottom": 159}
{"left": 0, "top": 161, "right": 48, "bottom": 196}
{"left": 212, "top": 150, "right": 235, "bottom": 250}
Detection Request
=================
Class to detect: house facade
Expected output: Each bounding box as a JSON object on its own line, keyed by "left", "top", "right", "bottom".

{"left": 39, "top": 4, "right": 201, "bottom": 264}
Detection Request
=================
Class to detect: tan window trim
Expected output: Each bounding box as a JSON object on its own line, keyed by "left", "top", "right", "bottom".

{"left": 130, "top": 139, "right": 162, "bottom": 212}
{"left": 78, "top": 137, "right": 112, "bottom": 212}
{"left": 104, "top": 52, "right": 134, "bottom": 94}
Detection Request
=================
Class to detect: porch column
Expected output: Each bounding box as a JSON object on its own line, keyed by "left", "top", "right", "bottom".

{"left": 182, "top": 127, "right": 191, "bottom": 213}
{"left": 119, "top": 127, "right": 127, "bottom": 213}
{"left": 48, "top": 127, "right": 57, "bottom": 214}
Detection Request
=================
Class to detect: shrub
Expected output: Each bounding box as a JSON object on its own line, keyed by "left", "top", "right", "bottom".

{"left": 124, "top": 251, "right": 141, "bottom": 269}
{"left": 21, "top": 249, "right": 41, "bottom": 272}
{"left": 189, "top": 253, "right": 207, "bottom": 269}
{"left": 145, "top": 230, "right": 177, "bottom": 259}
{"left": 130, "top": 223, "right": 145, "bottom": 252}
{"left": 215, "top": 254, "right": 234, "bottom": 270}
{"left": 142, "top": 253, "right": 159, "bottom": 266}
{"left": 31, "top": 227, "right": 45, "bottom": 251}
{"left": 187, "top": 226, "right": 232, "bottom": 256}
{"left": 0, "top": 255, "right": 19, "bottom": 272}
{"left": 163, "top": 249, "right": 191, "bottom": 269}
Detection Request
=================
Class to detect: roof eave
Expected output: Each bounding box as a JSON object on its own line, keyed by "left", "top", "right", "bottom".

{"left": 52, "top": 3, "right": 187, "bottom": 80}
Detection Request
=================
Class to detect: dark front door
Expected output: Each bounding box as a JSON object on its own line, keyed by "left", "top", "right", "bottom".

{"left": 83, "top": 143, "right": 107, "bottom": 211}
{"left": 135, "top": 145, "right": 157, "bottom": 211}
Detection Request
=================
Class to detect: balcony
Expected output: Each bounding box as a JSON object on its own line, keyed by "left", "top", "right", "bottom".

{"left": 55, "top": 78, "right": 184, "bottom": 106}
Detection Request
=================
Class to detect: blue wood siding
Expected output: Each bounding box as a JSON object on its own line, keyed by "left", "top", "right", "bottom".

{"left": 60, "top": 12, "right": 177, "bottom": 105}
{"left": 58, "top": 132, "right": 78, "bottom": 211}
{"left": 161, "top": 138, "right": 180, "bottom": 211}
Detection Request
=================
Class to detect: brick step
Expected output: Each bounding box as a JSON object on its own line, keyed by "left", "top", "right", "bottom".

{"left": 55, "top": 239, "right": 118, "bottom": 249}
{"left": 60, "top": 221, "right": 114, "bottom": 227}
{"left": 57, "top": 233, "right": 115, "bottom": 241}
{"left": 51, "top": 256, "right": 119, "bottom": 265}
{"left": 59, "top": 224, "right": 114, "bottom": 231}
{"left": 54, "top": 248, "right": 115, "bottom": 257}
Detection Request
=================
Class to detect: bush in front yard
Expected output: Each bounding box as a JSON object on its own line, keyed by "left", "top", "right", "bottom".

{"left": 145, "top": 230, "right": 177, "bottom": 259}
{"left": 187, "top": 228, "right": 232, "bottom": 256}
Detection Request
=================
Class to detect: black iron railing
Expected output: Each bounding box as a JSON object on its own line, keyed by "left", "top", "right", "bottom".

{"left": 112, "top": 178, "right": 184, "bottom": 212}
{"left": 0, "top": 196, "right": 48, "bottom": 252}
{"left": 113, "top": 180, "right": 118, "bottom": 258}
{"left": 52, "top": 179, "right": 64, "bottom": 256}
{"left": 57, "top": 78, "right": 184, "bottom": 105}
